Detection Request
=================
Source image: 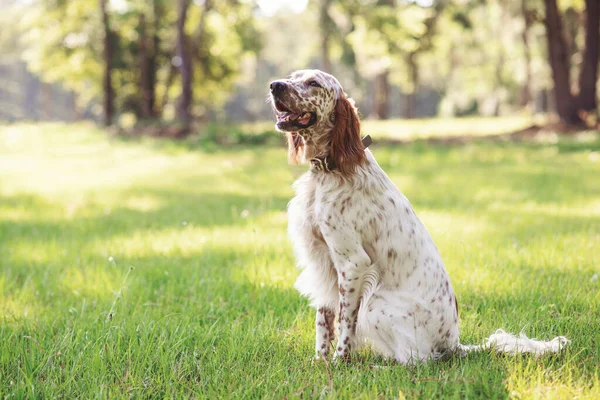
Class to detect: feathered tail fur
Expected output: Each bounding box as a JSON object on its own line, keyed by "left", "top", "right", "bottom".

{"left": 457, "top": 330, "right": 570, "bottom": 356}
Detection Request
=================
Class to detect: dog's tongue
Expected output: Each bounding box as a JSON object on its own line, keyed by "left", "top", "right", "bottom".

{"left": 277, "top": 112, "right": 299, "bottom": 122}
{"left": 277, "top": 111, "right": 312, "bottom": 125}
{"left": 297, "top": 112, "right": 311, "bottom": 125}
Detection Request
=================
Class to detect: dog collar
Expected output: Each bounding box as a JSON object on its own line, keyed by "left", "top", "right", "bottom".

{"left": 310, "top": 135, "right": 372, "bottom": 172}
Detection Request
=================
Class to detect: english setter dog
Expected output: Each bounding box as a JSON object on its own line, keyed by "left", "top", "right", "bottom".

{"left": 269, "top": 69, "right": 569, "bottom": 364}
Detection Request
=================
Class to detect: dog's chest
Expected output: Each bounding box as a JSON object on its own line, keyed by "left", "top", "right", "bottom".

{"left": 288, "top": 173, "right": 342, "bottom": 245}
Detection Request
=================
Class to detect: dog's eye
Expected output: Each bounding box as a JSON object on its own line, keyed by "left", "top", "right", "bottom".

{"left": 308, "top": 80, "right": 321, "bottom": 88}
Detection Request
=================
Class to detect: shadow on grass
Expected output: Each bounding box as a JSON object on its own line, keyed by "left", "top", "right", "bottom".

{"left": 0, "top": 189, "right": 290, "bottom": 241}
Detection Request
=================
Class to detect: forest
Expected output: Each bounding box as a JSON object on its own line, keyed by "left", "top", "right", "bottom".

{"left": 0, "top": 0, "right": 598, "bottom": 131}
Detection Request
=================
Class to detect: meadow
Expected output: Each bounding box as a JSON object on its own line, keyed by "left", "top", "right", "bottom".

{"left": 1, "top": 122, "right": 599, "bottom": 398}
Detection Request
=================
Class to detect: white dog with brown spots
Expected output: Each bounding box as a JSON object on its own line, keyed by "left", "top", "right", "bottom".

{"left": 270, "top": 69, "right": 569, "bottom": 363}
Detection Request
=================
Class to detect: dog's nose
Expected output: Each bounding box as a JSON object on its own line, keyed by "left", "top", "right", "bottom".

{"left": 270, "top": 81, "right": 286, "bottom": 95}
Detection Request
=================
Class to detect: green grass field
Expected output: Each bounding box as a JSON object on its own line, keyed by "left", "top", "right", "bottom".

{"left": 1, "top": 122, "right": 599, "bottom": 398}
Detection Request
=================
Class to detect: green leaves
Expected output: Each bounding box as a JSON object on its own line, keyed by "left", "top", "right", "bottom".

{"left": 19, "top": 0, "right": 261, "bottom": 122}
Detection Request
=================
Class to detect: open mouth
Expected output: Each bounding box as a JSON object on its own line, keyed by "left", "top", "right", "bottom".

{"left": 274, "top": 99, "right": 317, "bottom": 130}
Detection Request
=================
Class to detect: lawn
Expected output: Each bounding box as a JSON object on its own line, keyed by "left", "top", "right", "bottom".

{"left": 1, "top": 121, "right": 599, "bottom": 398}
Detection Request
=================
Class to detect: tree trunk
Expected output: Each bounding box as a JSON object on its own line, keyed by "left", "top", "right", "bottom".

{"left": 72, "top": 91, "right": 80, "bottom": 121}
{"left": 321, "top": 36, "right": 331, "bottom": 74}
{"left": 42, "top": 82, "right": 51, "bottom": 120}
{"left": 563, "top": 7, "right": 581, "bottom": 63}
{"left": 520, "top": 0, "right": 533, "bottom": 108}
{"left": 99, "top": 0, "right": 114, "bottom": 126}
{"left": 543, "top": 0, "right": 583, "bottom": 125}
{"left": 160, "top": 57, "right": 176, "bottom": 117}
{"left": 139, "top": 13, "right": 154, "bottom": 119}
{"left": 138, "top": 7, "right": 159, "bottom": 120}
{"left": 576, "top": 0, "right": 599, "bottom": 112}
{"left": 373, "top": 70, "right": 389, "bottom": 119}
{"left": 150, "top": 0, "right": 160, "bottom": 115}
{"left": 23, "top": 69, "right": 39, "bottom": 120}
{"left": 404, "top": 52, "right": 419, "bottom": 119}
{"left": 493, "top": 36, "right": 505, "bottom": 117}
{"left": 176, "top": 0, "right": 192, "bottom": 123}
{"left": 319, "top": 0, "right": 333, "bottom": 73}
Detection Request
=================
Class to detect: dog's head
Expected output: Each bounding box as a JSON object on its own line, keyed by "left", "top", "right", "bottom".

{"left": 269, "top": 69, "right": 365, "bottom": 174}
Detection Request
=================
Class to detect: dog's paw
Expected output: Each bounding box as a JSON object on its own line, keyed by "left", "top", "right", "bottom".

{"left": 332, "top": 350, "right": 351, "bottom": 365}
{"left": 312, "top": 352, "right": 330, "bottom": 364}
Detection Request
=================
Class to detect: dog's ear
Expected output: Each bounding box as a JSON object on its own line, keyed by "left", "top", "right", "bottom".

{"left": 287, "top": 132, "right": 304, "bottom": 164}
{"left": 330, "top": 96, "right": 365, "bottom": 175}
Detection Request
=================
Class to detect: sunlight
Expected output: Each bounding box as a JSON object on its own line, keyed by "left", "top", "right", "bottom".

{"left": 123, "top": 195, "right": 164, "bottom": 213}
{"left": 60, "top": 266, "right": 120, "bottom": 300}
{"left": 490, "top": 200, "right": 600, "bottom": 218}
{"left": 419, "top": 210, "right": 491, "bottom": 238}
{"left": 9, "top": 242, "right": 55, "bottom": 265}
{"left": 93, "top": 210, "right": 295, "bottom": 290}
{"left": 256, "top": 0, "right": 308, "bottom": 16}
{"left": 505, "top": 360, "right": 600, "bottom": 399}
{"left": 100, "top": 211, "right": 289, "bottom": 259}
{"left": 108, "top": 0, "right": 128, "bottom": 14}
{"left": 0, "top": 207, "right": 34, "bottom": 222}
{"left": 0, "top": 277, "right": 47, "bottom": 324}
{"left": 361, "top": 116, "right": 537, "bottom": 140}
{"left": 0, "top": 124, "right": 263, "bottom": 201}
{"left": 1, "top": 297, "right": 46, "bottom": 324}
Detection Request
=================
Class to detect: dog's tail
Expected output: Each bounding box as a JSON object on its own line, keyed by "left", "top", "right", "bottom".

{"left": 456, "top": 329, "right": 569, "bottom": 356}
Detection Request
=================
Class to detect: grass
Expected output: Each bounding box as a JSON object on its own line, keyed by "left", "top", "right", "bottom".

{"left": 1, "top": 121, "right": 599, "bottom": 398}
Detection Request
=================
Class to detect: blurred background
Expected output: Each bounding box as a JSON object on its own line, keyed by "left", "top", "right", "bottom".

{"left": 0, "top": 0, "right": 598, "bottom": 134}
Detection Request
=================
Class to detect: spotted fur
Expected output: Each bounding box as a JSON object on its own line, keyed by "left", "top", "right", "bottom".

{"left": 269, "top": 69, "right": 569, "bottom": 363}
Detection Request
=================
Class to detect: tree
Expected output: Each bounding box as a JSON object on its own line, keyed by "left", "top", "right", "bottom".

{"left": 542, "top": 0, "right": 599, "bottom": 125}
{"left": 319, "top": 0, "right": 334, "bottom": 73}
{"left": 372, "top": 0, "right": 394, "bottom": 120}
{"left": 373, "top": 69, "right": 390, "bottom": 119}
{"left": 176, "top": 0, "right": 192, "bottom": 123}
{"left": 21, "top": 0, "right": 260, "bottom": 128}
{"left": 543, "top": 0, "right": 580, "bottom": 124}
{"left": 403, "top": 2, "right": 444, "bottom": 118}
{"left": 99, "top": 0, "right": 114, "bottom": 126}
{"left": 576, "top": 0, "right": 599, "bottom": 112}
{"left": 138, "top": 1, "right": 162, "bottom": 119}
{"left": 170, "top": 0, "right": 258, "bottom": 124}
{"left": 520, "top": 0, "right": 533, "bottom": 108}
{"left": 349, "top": 0, "right": 446, "bottom": 119}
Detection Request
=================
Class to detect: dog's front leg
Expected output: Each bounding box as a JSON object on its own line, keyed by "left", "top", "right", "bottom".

{"left": 331, "top": 249, "right": 370, "bottom": 360}
{"left": 318, "top": 207, "right": 370, "bottom": 360}
{"left": 315, "top": 306, "right": 336, "bottom": 359}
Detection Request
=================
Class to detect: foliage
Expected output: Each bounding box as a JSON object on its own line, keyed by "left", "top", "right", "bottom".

{"left": 22, "top": 0, "right": 104, "bottom": 107}
{"left": 0, "top": 1, "right": 26, "bottom": 62}
{"left": 20, "top": 0, "right": 261, "bottom": 120}
{"left": 349, "top": 2, "right": 435, "bottom": 78}
{"left": 1, "top": 0, "right": 598, "bottom": 123}
{"left": 1, "top": 123, "right": 599, "bottom": 397}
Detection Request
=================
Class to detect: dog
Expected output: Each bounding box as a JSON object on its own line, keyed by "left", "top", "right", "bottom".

{"left": 269, "top": 69, "right": 569, "bottom": 363}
